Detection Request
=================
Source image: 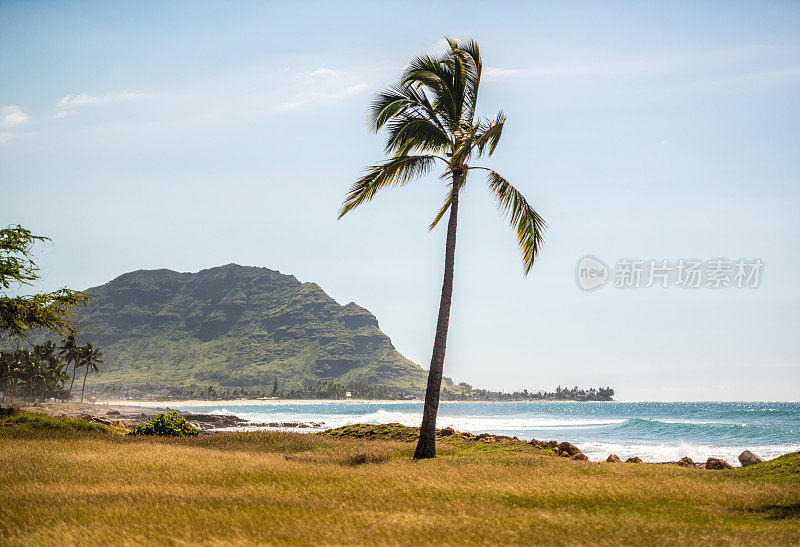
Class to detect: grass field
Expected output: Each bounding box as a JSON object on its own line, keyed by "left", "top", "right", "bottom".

{"left": 1, "top": 411, "right": 799, "bottom": 545}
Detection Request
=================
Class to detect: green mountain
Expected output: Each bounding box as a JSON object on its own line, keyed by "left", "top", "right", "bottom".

{"left": 71, "top": 264, "right": 431, "bottom": 393}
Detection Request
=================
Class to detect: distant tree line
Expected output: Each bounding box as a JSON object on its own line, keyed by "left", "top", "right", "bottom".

{"left": 0, "top": 337, "right": 103, "bottom": 404}
{"left": 445, "top": 385, "right": 615, "bottom": 402}
{"left": 175, "top": 381, "right": 614, "bottom": 402}
{"left": 181, "top": 380, "right": 414, "bottom": 401}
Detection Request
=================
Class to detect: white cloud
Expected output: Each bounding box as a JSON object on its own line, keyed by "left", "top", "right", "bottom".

{"left": 54, "top": 109, "right": 75, "bottom": 119}
{"left": 0, "top": 105, "right": 29, "bottom": 129}
{"left": 425, "top": 39, "right": 451, "bottom": 57}
{"left": 483, "top": 67, "right": 524, "bottom": 81}
{"left": 299, "top": 68, "right": 338, "bottom": 78}
{"left": 57, "top": 92, "right": 151, "bottom": 108}
{"left": 277, "top": 101, "right": 303, "bottom": 111}
{"left": 333, "top": 83, "right": 368, "bottom": 97}
{"left": 483, "top": 61, "right": 658, "bottom": 81}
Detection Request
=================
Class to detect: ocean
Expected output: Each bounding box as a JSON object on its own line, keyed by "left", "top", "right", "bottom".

{"left": 162, "top": 400, "right": 800, "bottom": 465}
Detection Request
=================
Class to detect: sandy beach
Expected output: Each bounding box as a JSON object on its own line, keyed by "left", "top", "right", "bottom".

{"left": 99, "top": 398, "right": 425, "bottom": 407}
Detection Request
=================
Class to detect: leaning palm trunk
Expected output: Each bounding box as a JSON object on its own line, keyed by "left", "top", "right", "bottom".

{"left": 415, "top": 178, "right": 459, "bottom": 458}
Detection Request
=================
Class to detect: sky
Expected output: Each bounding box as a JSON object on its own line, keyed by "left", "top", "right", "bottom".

{"left": 1, "top": 1, "right": 798, "bottom": 400}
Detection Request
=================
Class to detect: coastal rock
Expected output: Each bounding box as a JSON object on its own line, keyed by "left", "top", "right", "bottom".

{"left": 625, "top": 457, "right": 643, "bottom": 463}
{"left": 606, "top": 454, "right": 621, "bottom": 463}
{"left": 440, "top": 427, "right": 455, "bottom": 437}
{"left": 558, "top": 442, "right": 581, "bottom": 457}
{"left": 571, "top": 452, "right": 589, "bottom": 461}
{"left": 738, "top": 450, "right": 765, "bottom": 467}
{"left": 705, "top": 457, "right": 733, "bottom": 470}
{"left": 678, "top": 456, "right": 696, "bottom": 468}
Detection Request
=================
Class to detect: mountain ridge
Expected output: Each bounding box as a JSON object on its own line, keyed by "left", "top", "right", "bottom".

{"left": 69, "top": 263, "right": 432, "bottom": 393}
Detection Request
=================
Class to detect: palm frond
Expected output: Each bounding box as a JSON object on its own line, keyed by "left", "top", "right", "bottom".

{"left": 339, "top": 155, "right": 440, "bottom": 218}
{"left": 385, "top": 115, "right": 451, "bottom": 156}
{"left": 428, "top": 185, "right": 454, "bottom": 230}
{"left": 401, "top": 54, "right": 459, "bottom": 130}
{"left": 447, "top": 38, "right": 482, "bottom": 125}
{"left": 369, "top": 84, "right": 448, "bottom": 135}
{"left": 485, "top": 170, "right": 546, "bottom": 274}
{"left": 474, "top": 111, "right": 506, "bottom": 157}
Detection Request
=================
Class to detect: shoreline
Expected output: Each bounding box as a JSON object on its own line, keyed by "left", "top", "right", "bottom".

{"left": 30, "top": 401, "right": 800, "bottom": 467}
{"left": 99, "top": 398, "right": 423, "bottom": 406}
{"left": 97, "top": 398, "right": 623, "bottom": 407}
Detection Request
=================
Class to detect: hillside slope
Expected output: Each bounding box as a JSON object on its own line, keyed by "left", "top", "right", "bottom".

{"left": 71, "top": 264, "right": 430, "bottom": 393}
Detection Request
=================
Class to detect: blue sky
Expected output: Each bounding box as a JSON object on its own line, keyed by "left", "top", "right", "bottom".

{"left": 2, "top": 1, "right": 798, "bottom": 399}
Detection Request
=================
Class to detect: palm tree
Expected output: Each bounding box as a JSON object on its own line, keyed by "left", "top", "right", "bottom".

{"left": 338, "top": 38, "right": 546, "bottom": 459}
{"left": 33, "top": 341, "right": 67, "bottom": 403}
{"left": 58, "top": 332, "right": 81, "bottom": 397}
{"left": 78, "top": 343, "right": 103, "bottom": 403}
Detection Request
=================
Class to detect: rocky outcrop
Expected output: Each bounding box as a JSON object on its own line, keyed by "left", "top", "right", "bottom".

{"left": 705, "top": 457, "right": 733, "bottom": 470}
{"left": 738, "top": 450, "right": 765, "bottom": 467}
{"left": 557, "top": 441, "right": 581, "bottom": 456}
{"left": 605, "top": 454, "right": 621, "bottom": 463}
{"left": 625, "top": 457, "right": 643, "bottom": 463}
{"left": 678, "top": 456, "right": 697, "bottom": 468}
{"left": 553, "top": 441, "right": 588, "bottom": 460}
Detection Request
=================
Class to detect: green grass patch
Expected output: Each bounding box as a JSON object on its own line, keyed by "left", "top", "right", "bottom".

{"left": 0, "top": 407, "right": 110, "bottom": 434}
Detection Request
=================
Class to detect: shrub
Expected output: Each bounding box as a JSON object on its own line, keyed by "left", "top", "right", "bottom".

{"left": 128, "top": 411, "right": 200, "bottom": 437}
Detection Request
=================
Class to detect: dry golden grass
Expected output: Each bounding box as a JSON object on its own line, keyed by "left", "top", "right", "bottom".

{"left": 1, "top": 425, "right": 798, "bottom": 545}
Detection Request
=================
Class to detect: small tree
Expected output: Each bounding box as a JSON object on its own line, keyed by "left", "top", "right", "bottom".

{"left": 0, "top": 225, "right": 87, "bottom": 342}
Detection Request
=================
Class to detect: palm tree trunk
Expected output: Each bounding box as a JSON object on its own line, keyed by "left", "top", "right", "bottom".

{"left": 81, "top": 364, "right": 89, "bottom": 403}
{"left": 414, "top": 178, "right": 460, "bottom": 459}
{"left": 68, "top": 362, "right": 77, "bottom": 395}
